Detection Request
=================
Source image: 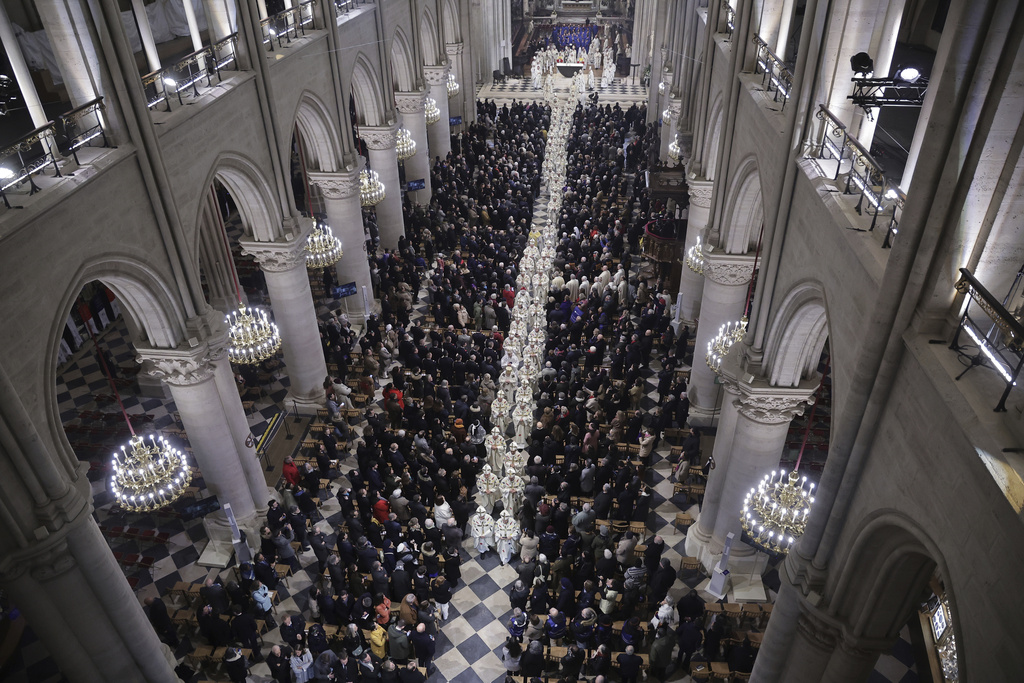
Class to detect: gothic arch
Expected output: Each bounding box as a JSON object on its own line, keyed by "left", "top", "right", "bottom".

{"left": 421, "top": 6, "right": 441, "bottom": 66}
{"left": 45, "top": 260, "right": 189, "bottom": 475}
{"left": 828, "top": 512, "right": 957, "bottom": 655}
{"left": 349, "top": 53, "right": 388, "bottom": 127}
{"left": 763, "top": 282, "right": 829, "bottom": 387}
{"left": 198, "top": 154, "right": 284, "bottom": 243}
{"left": 441, "top": 0, "right": 460, "bottom": 44}
{"left": 719, "top": 156, "right": 764, "bottom": 254}
{"left": 292, "top": 92, "right": 343, "bottom": 173}
{"left": 703, "top": 92, "right": 724, "bottom": 180}
{"left": 390, "top": 25, "right": 418, "bottom": 93}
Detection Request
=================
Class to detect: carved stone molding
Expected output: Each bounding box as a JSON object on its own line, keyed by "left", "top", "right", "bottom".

{"left": 395, "top": 91, "right": 427, "bottom": 115}
{"left": 667, "top": 97, "right": 682, "bottom": 119}
{"left": 308, "top": 170, "right": 361, "bottom": 200}
{"left": 445, "top": 42, "right": 464, "bottom": 57}
{"left": 423, "top": 64, "right": 451, "bottom": 85}
{"left": 140, "top": 349, "right": 217, "bottom": 386}
{"left": 737, "top": 392, "right": 809, "bottom": 425}
{"left": 360, "top": 124, "right": 399, "bottom": 150}
{"left": 0, "top": 536, "right": 76, "bottom": 582}
{"left": 796, "top": 611, "right": 840, "bottom": 653}
{"left": 702, "top": 255, "right": 754, "bottom": 286}
{"left": 240, "top": 239, "right": 308, "bottom": 273}
{"left": 688, "top": 179, "right": 714, "bottom": 208}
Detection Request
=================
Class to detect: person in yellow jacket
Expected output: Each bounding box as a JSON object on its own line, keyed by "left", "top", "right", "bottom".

{"left": 368, "top": 622, "right": 389, "bottom": 659}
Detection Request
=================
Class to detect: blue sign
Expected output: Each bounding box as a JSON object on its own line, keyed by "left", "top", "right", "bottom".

{"left": 407, "top": 179, "right": 426, "bottom": 191}
{"left": 449, "top": 116, "right": 462, "bottom": 126}
{"left": 334, "top": 282, "right": 358, "bottom": 298}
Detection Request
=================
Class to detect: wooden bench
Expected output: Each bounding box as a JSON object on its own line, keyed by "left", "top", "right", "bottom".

{"left": 674, "top": 512, "right": 694, "bottom": 530}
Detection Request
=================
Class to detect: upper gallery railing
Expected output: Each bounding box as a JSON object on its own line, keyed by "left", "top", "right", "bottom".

{"left": 260, "top": 0, "right": 317, "bottom": 51}
{"left": 142, "top": 34, "right": 239, "bottom": 111}
{"left": 752, "top": 35, "right": 792, "bottom": 109}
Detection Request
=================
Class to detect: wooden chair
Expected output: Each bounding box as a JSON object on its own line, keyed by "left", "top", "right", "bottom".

{"left": 674, "top": 512, "right": 694, "bottom": 530}
{"left": 759, "top": 603, "right": 774, "bottom": 628}
{"left": 741, "top": 604, "right": 762, "bottom": 626}
{"left": 681, "top": 556, "right": 702, "bottom": 574}
{"left": 628, "top": 521, "right": 647, "bottom": 542}
{"left": 689, "top": 661, "right": 711, "bottom": 681}
{"left": 709, "top": 661, "right": 731, "bottom": 681}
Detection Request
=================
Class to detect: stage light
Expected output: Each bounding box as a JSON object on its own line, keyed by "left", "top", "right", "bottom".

{"left": 896, "top": 66, "right": 922, "bottom": 83}
{"left": 850, "top": 52, "right": 874, "bottom": 76}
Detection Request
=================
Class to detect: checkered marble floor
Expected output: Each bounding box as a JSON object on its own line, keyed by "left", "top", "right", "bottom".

{"left": 7, "top": 109, "right": 916, "bottom": 683}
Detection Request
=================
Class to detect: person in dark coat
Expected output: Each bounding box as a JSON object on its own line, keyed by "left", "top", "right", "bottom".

{"left": 230, "top": 607, "right": 263, "bottom": 661}
{"left": 648, "top": 558, "right": 676, "bottom": 606}
{"left": 223, "top": 648, "right": 249, "bottom": 683}
{"left": 144, "top": 596, "right": 180, "bottom": 646}
{"left": 676, "top": 617, "right": 704, "bottom": 670}
{"left": 519, "top": 640, "right": 545, "bottom": 677}
{"left": 409, "top": 623, "right": 436, "bottom": 668}
{"left": 729, "top": 637, "right": 757, "bottom": 673}
{"left": 266, "top": 644, "right": 292, "bottom": 683}
{"left": 616, "top": 645, "right": 644, "bottom": 683}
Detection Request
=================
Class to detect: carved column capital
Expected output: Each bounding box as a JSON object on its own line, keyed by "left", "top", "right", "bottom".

{"left": 360, "top": 123, "right": 399, "bottom": 150}
{"left": 136, "top": 343, "right": 219, "bottom": 386}
{"left": 308, "top": 169, "right": 361, "bottom": 200}
{"left": 796, "top": 611, "right": 840, "bottom": 652}
{"left": 395, "top": 91, "right": 427, "bottom": 115}
{"left": 736, "top": 392, "right": 810, "bottom": 424}
{"left": 688, "top": 177, "right": 714, "bottom": 208}
{"left": 445, "top": 42, "right": 464, "bottom": 57}
{"left": 702, "top": 250, "right": 755, "bottom": 286}
{"left": 0, "top": 536, "right": 76, "bottom": 582}
{"left": 423, "top": 63, "right": 451, "bottom": 85}
{"left": 238, "top": 220, "right": 313, "bottom": 273}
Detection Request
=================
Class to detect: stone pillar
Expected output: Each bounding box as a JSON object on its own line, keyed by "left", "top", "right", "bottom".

{"left": 687, "top": 249, "right": 754, "bottom": 425}
{"left": 129, "top": 0, "right": 162, "bottom": 72}
{"left": 0, "top": 0, "right": 47, "bottom": 127}
{"left": 361, "top": 124, "right": 404, "bottom": 250}
{"left": 35, "top": 0, "right": 103, "bottom": 107}
{"left": 202, "top": 0, "right": 237, "bottom": 41}
{"left": 751, "top": 584, "right": 839, "bottom": 683}
{"left": 308, "top": 169, "right": 374, "bottom": 320}
{"left": 240, "top": 224, "right": 329, "bottom": 412}
{"left": 394, "top": 92, "right": 433, "bottom": 205}
{"left": 676, "top": 176, "right": 713, "bottom": 325}
{"left": 446, "top": 42, "right": 469, "bottom": 129}
{"left": 424, "top": 64, "right": 453, "bottom": 160}
{"left": 0, "top": 517, "right": 178, "bottom": 683}
{"left": 137, "top": 340, "right": 259, "bottom": 530}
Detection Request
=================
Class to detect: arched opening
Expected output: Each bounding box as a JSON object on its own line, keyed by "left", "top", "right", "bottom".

{"left": 441, "top": 0, "right": 461, "bottom": 44}
{"left": 349, "top": 54, "right": 388, "bottom": 127}
{"left": 390, "top": 26, "right": 417, "bottom": 94}
{"left": 421, "top": 8, "right": 441, "bottom": 66}
{"left": 720, "top": 158, "right": 764, "bottom": 254}
{"left": 703, "top": 95, "right": 724, "bottom": 180}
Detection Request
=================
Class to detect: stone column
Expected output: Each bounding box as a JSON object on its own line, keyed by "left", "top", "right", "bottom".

{"left": 308, "top": 168, "right": 375, "bottom": 320}
{"left": 137, "top": 340, "right": 259, "bottom": 531}
{"left": 687, "top": 249, "right": 754, "bottom": 425}
{"left": 446, "top": 42, "right": 469, "bottom": 129}
{"left": 0, "top": 517, "right": 178, "bottom": 683}
{"left": 0, "top": 0, "right": 47, "bottom": 127}
{"left": 361, "top": 124, "right": 405, "bottom": 250}
{"left": 424, "top": 64, "right": 453, "bottom": 160}
{"left": 394, "top": 92, "right": 433, "bottom": 205}
{"left": 35, "top": 0, "right": 103, "bottom": 107}
{"left": 676, "top": 176, "right": 713, "bottom": 325}
{"left": 240, "top": 224, "right": 329, "bottom": 412}
{"left": 129, "top": 0, "right": 162, "bottom": 72}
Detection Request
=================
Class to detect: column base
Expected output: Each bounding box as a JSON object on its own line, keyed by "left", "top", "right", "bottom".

{"left": 200, "top": 510, "right": 260, "bottom": 567}
{"left": 686, "top": 523, "right": 770, "bottom": 575}
{"left": 688, "top": 401, "right": 720, "bottom": 427}
{"left": 284, "top": 388, "right": 327, "bottom": 415}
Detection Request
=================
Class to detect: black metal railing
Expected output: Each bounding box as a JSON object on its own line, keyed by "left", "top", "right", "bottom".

{"left": 142, "top": 33, "right": 239, "bottom": 112}
{"left": 261, "top": 0, "right": 317, "bottom": 51}
{"left": 881, "top": 179, "right": 905, "bottom": 249}
{"left": 0, "top": 123, "right": 62, "bottom": 208}
{"left": 722, "top": 0, "right": 735, "bottom": 35}
{"left": 57, "top": 96, "right": 110, "bottom": 163}
{"left": 334, "top": 0, "right": 369, "bottom": 13}
{"left": 752, "top": 35, "right": 792, "bottom": 108}
{"left": 951, "top": 268, "right": 1024, "bottom": 412}
{"left": 814, "top": 105, "right": 895, "bottom": 232}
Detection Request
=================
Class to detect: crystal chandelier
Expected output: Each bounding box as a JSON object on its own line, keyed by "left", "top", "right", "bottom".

{"left": 685, "top": 234, "right": 704, "bottom": 274}
{"left": 658, "top": 80, "right": 666, "bottom": 95}
{"left": 111, "top": 434, "right": 193, "bottom": 512}
{"left": 447, "top": 72, "right": 460, "bottom": 99}
{"left": 359, "top": 169, "right": 385, "bottom": 206}
{"left": 227, "top": 305, "right": 282, "bottom": 364}
{"left": 305, "top": 221, "right": 343, "bottom": 269}
{"left": 424, "top": 97, "right": 441, "bottom": 125}
{"left": 662, "top": 107, "right": 672, "bottom": 123}
{"left": 740, "top": 469, "right": 814, "bottom": 555}
{"left": 705, "top": 317, "right": 747, "bottom": 374}
{"left": 395, "top": 128, "right": 417, "bottom": 161}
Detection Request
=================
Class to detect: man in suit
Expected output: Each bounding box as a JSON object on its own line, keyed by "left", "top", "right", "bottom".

{"left": 143, "top": 595, "right": 179, "bottom": 646}
{"left": 410, "top": 622, "right": 436, "bottom": 669}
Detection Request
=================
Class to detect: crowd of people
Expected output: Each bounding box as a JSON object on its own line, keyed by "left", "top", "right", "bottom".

{"left": 143, "top": 94, "right": 761, "bottom": 683}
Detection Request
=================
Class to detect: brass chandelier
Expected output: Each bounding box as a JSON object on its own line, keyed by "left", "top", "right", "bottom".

{"left": 227, "top": 305, "right": 282, "bottom": 364}
{"left": 668, "top": 134, "right": 681, "bottom": 162}
{"left": 305, "top": 220, "right": 343, "bottom": 269}
{"left": 111, "top": 434, "right": 193, "bottom": 512}
{"left": 359, "top": 169, "right": 385, "bottom": 206}
{"left": 685, "top": 234, "right": 704, "bottom": 274}
{"left": 706, "top": 317, "right": 747, "bottom": 374}
{"left": 395, "top": 127, "right": 417, "bottom": 161}
{"left": 424, "top": 97, "right": 441, "bottom": 125}
{"left": 447, "top": 73, "right": 460, "bottom": 98}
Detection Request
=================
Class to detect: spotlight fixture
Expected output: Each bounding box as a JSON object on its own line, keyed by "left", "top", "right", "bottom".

{"left": 895, "top": 66, "right": 922, "bottom": 83}
{"left": 849, "top": 64, "right": 928, "bottom": 118}
{"left": 0, "top": 74, "right": 18, "bottom": 116}
{"left": 849, "top": 52, "right": 874, "bottom": 76}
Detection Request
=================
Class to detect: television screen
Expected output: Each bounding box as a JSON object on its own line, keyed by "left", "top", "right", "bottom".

{"left": 449, "top": 116, "right": 463, "bottom": 126}
{"left": 407, "top": 179, "right": 426, "bottom": 191}
{"left": 334, "top": 282, "right": 358, "bottom": 298}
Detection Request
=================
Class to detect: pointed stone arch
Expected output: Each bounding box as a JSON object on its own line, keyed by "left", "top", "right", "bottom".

{"left": 390, "top": 25, "right": 418, "bottom": 92}
{"left": 703, "top": 92, "right": 724, "bottom": 180}
{"left": 421, "top": 5, "right": 441, "bottom": 66}
{"left": 349, "top": 52, "right": 388, "bottom": 127}
{"left": 763, "top": 282, "right": 829, "bottom": 387}
{"left": 292, "top": 91, "right": 343, "bottom": 173}
{"left": 441, "top": 0, "right": 461, "bottom": 44}
{"left": 198, "top": 154, "right": 284, "bottom": 243}
{"left": 719, "top": 156, "right": 764, "bottom": 254}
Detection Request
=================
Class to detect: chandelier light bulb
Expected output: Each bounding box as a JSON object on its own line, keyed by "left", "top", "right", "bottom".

{"left": 706, "top": 316, "right": 748, "bottom": 374}
{"left": 447, "top": 72, "right": 460, "bottom": 99}
{"left": 424, "top": 97, "right": 441, "bottom": 125}
{"left": 685, "top": 234, "right": 704, "bottom": 274}
{"left": 395, "top": 128, "right": 417, "bottom": 161}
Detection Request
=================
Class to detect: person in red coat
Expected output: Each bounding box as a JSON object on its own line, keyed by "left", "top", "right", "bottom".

{"left": 282, "top": 457, "right": 300, "bottom": 487}
{"left": 372, "top": 496, "right": 391, "bottom": 524}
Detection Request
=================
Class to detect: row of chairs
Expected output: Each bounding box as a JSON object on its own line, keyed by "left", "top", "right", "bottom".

{"left": 101, "top": 525, "right": 172, "bottom": 546}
